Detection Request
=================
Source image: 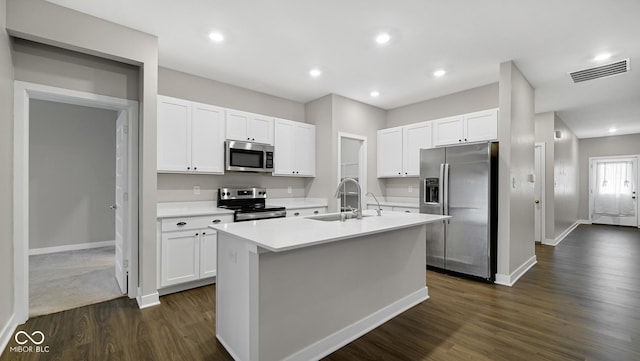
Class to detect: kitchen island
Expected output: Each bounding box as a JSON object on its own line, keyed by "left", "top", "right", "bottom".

{"left": 211, "top": 210, "right": 449, "bottom": 361}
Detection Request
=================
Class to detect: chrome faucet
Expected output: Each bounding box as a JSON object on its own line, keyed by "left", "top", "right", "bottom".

{"left": 334, "top": 177, "right": 362, "bottom": 220}
{"left": 366, "top": 192, "right": 382, "bottom": 216}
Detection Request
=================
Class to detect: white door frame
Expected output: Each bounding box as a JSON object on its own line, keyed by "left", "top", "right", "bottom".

{"left": 534, "top": 142, "right": 546, "bottom": 243}
{"left": 13, "top": 81, "right": 139, "bottom": 324}
{"left": 337, "top": 132, "right": 368, "bottom": 212}
{"left": 588, "top": 155, "right": 639, "bottom": 227}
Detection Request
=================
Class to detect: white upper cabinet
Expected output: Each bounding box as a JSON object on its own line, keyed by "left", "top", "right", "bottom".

{"left": 226, "top": 109, "right": 274, "bottom": 145}
{"left": 157, "top": 96, "right": 225, "bottom": 174}
{"left": 403, "top": 122, "right": 432, "bottom": 176}
{"left": 464, "top": 109, "right": 499, "bottom": 143}
{"left": 157, "top": 96, "right": 191, "bottom": 172}
{"left": 377, "top": 127, "right": 403, "bottom": 177}
{"left": 377, "top": 121, "right": 432, "bottom": 178}
{"left": 433, "top": 108, "right": 498, "bottom": 146}
{"left": 273, "top": 118, "right": 316, "bottom": 177}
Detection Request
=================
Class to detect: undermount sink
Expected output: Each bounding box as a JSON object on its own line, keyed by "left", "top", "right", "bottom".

{"left": 306, "top": 213, "right": 373, "bottom": 222}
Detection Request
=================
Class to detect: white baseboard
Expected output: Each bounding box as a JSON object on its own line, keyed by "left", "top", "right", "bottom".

{"left": 282, "top": 287, "right": 429, "bottom": 361}
{"left": 136, "top": 288, "right": 160, "bottom": 309}
{"left": 29, "top": 240, "right": 115, "bottom": 255}
{"left": 0, "top": 313, "right": 18, "bottom": 356}
{"left": 158, "top": 277, "right": 215, "bottom": 296}
{"left": 578, "top": 219, "right": 591, "bottom": 225}
{"left": 495, "top": 255, "right": 537, "bottom": 287}
{"left": 543, "top": 220, "right": 581, "bottom": 246}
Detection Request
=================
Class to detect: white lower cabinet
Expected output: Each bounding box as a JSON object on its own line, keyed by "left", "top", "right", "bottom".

{"left": 158, "top": 214, "right": 233, "bottom": 288}
{"left": 287, "top": 207, "right": 327, "bottom": 217}
{"left": 366, "top": 204, "right": 418, "bottom": 213}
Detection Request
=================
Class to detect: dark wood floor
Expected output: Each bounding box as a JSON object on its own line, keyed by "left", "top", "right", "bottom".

{"left": 2, "top": 224, "right": 639, "bottom": 361}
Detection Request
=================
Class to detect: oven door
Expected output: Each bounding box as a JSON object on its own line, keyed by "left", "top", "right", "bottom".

{"left": 225, "top": 140, "right": 274, "bottom": 172}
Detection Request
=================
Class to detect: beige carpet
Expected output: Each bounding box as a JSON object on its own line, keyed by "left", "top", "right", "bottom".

{"left": 29, "top": 246, "right": 123, "bottom": 317}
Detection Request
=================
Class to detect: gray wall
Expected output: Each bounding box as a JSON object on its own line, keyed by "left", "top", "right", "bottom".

{"left": 553, "top": 114, "right": 579, "bottom": 237}
{"left": 305, "top": 95, "right": 333, "bottom": 200}
{"left": 578, "top": 133, "right": 640, "bottom": 220}
{"left": 157, "top": 67, "right": 308, "bottom": 202}
{"left": 385, "top": 83, "right": 499, "bottom": 198}
{"left": 7, "top": 0, "right": 159, "bottom": 299}
{"left": 12, "top": 38, "right": 139, "bottom": 100}
{"left": 0, "top": 0, "right": 15, "bottom": 342}
{"left": 497, "top": 61, "right": 536, "bottom": 278}
{"left": 304, "top": 94, "right": 386, "bottom": 212}
{"left": 29, "top": 100, "right": 117, "bottom": 250}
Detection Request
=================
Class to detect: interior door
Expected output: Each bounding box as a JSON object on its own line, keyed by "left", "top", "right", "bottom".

{"left": 534, "top": 144, "right": 544, "bottom": 242}
{"left": 590, "top": 157, "right": 638, "bottom": 227}
{"left": 114, "top": 110, "right": 128, "bottom": 294}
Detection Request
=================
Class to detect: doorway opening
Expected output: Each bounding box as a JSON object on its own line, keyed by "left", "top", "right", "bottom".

{"left": 337, "top": 133, "right": 367, "bottom": 212}
{"left": 589, "top": 156, "right": 639, "bottom": 227}
{"left": 14, "top": 81, "right": 139, "bottom": 323}
{"left": 534, "top": 143, "right": 546, "bottom": 243}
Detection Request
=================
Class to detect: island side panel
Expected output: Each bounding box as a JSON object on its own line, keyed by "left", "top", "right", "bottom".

{"left": 257, "top": 224, "right": 427, "bottom": 361}
{"left": 216, "top": 233, "right": 257, "bottom": 361}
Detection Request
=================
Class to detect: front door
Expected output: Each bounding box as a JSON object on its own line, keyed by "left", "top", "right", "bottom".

{"left": 590, "top": 157, "right": 638, "bottom": 227}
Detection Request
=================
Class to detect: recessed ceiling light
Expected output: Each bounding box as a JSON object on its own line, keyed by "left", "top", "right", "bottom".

{"left": 375, "top": 33, "right": 391, "bottom": 45}
{"left": 433, "top": 69, "right": 446, "bottom": 77}
{"left": 309, "top": 68, "right": 322, "bottom": 78}
{"left": 594, "top": 53, "right": 612, "bottom": 61}
{"left": 370, "top": 91, "right": 380, "bottom": 97}
{"left": 608, "top": 127, "right": 617, "bottom": 133}
{"left": 208, "top": 32, "right": 224, "bottom": 42}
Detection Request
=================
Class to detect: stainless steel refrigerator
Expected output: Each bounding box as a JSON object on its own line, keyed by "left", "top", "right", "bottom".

{"left": 419, "top": 142, "right": 498, "bottom": 281}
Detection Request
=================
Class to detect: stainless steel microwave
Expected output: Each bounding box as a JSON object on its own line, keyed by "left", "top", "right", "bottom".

{"left": 225, "top": 140, "right": 274, "bottom": 173}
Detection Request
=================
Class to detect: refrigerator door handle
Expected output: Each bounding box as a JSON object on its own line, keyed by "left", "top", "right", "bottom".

{"left": 443, "top": 163, "right": 450, "bottom": 217}
{"left": 439, "top": 163, "right": 445, "bottom": 216}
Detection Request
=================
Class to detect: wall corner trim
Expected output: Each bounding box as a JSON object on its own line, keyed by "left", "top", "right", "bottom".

{"left": 136, "top": 289, "right": 160, "bottom": 309}
{"left": 494, "top": 255, "right": 537, "bottom": 287}
{"left": 544, "top": 220, "right": 582, "bottom": 246}
{"left": 0, "top": 313, "right": 18, "bottom": 356}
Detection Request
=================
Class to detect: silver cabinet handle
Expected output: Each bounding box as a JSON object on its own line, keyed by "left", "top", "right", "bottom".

{"left": 313, "top": 210, "right": 319, "bottom": 214}
{"left": 294, "top": 212, "right": 300, "bottom": 216}
{"left": 177, "top": 221, "right": 187, "bottom": 226}
{"left": 109, "top": 205, "right": 117, "bottom": 210}
{"left": 212, "top": 219, "right": 221, "bottom": 223}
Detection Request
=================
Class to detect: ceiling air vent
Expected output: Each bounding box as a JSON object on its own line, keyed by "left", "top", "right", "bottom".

{"left": 569, "top": 59, "right": 630, "bottom": 83}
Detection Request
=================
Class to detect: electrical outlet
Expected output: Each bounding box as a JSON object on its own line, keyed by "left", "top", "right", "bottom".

{"left": 287, "top": 186, "right": 292, "bottom": 194}
{"left": 193, "top": 186, "right": 200, "bottom": 195}
{"left": 408, "top": 185, "right": 413, "bottom": 193}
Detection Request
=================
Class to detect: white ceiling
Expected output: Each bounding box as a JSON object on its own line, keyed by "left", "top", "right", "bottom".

{"left": 46, "top": 0, "right": 640, "bottom": 139}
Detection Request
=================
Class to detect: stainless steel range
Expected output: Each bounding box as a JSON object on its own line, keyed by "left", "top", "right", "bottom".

{"left": 217, "top": 187, "right": 286, "bottom": 222}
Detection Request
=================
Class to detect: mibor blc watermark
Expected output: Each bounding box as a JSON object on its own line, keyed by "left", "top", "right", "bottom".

{"left": 10, "top": 330, "right": 50, "bottom": 353}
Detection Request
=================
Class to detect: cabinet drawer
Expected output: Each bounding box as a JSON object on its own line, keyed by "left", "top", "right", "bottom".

{"left": 161, "top": 214, "right": 234, "bottom": 232}
{"left": 288, "top": 207, "right": 327, "bottom": 217}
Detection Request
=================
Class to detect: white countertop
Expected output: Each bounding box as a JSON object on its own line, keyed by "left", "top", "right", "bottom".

{"left": 211, "top": 209, "right": 449, "bottom": 252}
{"left": 157, "top": 198, "right": 328, "bottom": 218}
{"left": 266, "top": 197, "right": 328, "bottom": 209}
{"left": 157, "top": 201, "right": 233, "bottom": 218}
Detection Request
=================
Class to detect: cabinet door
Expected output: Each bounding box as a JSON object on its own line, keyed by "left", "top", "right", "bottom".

{"left": 392, "top": 206, "right": 419, "bottom": 213}
{"left": 158, "top": 96, "right": 191, "bottom": 172}
{"left": 294, "top": 123, "right": 316, "bottom": 176}
{"left": 464, "top": 109, "right": 498, "bottom": 143}
{"left": 226, "top": 110, "right": 250, "bottom": 141}
{"left": 248, "top": 114, "right": 274, "bottom": 144}
{"left": 200, "top": 230, "right": 217, "bottom": 278}
{"left": 433, "top": 116, "right": 464, "bottom": 146}
{"left": 161, "top": 230, "right": 199, "bottom": 287}
{"left": 273, "top": 120, "right": 296, "bottom": 175}
{"left": 192, "top": 103, "right": 225, "bottom": 174}
{"left": 377, "top": 127, "right": 403, "bottom": 177}
{"left": 403, "top": 122, "right": 432, "bottom": 176}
